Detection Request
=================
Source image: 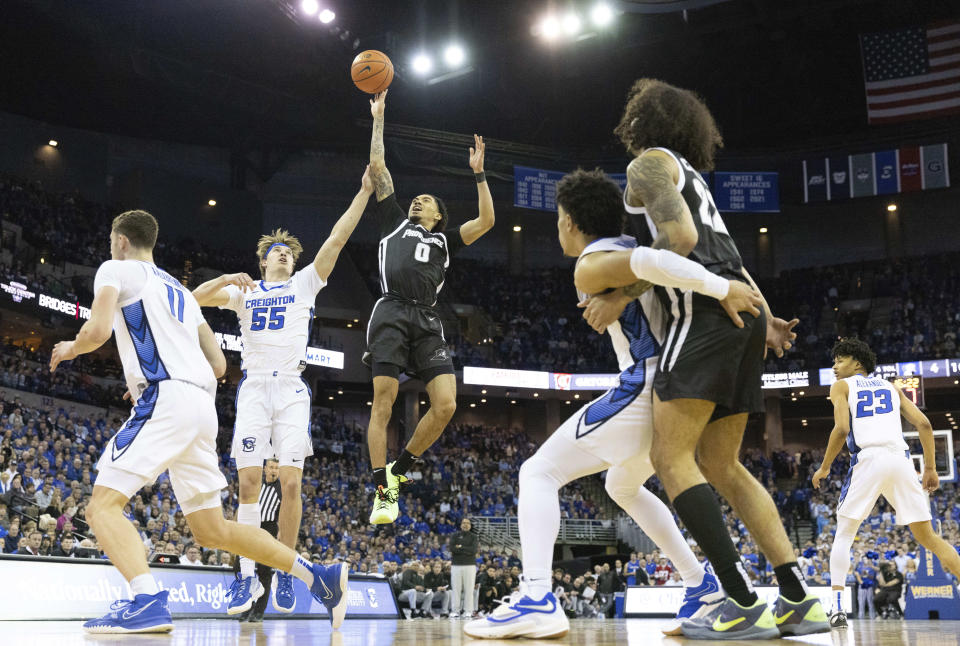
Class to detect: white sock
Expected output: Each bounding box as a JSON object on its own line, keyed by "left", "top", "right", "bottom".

{"left": 517, "top": 456, "right": 566, "bottom": 599}
{"left": 290, "top": 555, "right": 315, "bottom": 586}
{"left": 236, "top": 502, "right": 260, "bottom": 578}
{"left": 830, "top": 516, "right": 860, "bottom": 609}
{"left": 130, "top": 573, "right": 160, "bottom": 597}
{"left": 607, "top": 467, "right": 704, "bottom": 587}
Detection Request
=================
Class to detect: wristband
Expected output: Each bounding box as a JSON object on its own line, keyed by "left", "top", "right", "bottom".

{"left": 474, "top": 172, "right": 486, "bottom": 184}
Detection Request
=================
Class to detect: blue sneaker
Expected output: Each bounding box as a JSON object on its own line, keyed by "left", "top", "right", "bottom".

{"left": 226, "top": 575, "right": 264, "bottom": 615}
{"left": 272, "top": 570, "right": 296, "bottom": 614}
{"left": 83, "top": 590, "right": 173, "bottom": 634}
{"left": 463, "top": 590, "right": 569, "bottom": 639}
{"left": 311, "top": 562, "right": 349, "bottom": 629}
{"left": 662, "top": 568, "right": 725, "bottom": 636}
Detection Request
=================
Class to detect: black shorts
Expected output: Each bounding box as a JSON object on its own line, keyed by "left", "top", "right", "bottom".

{"left": 653, "top": 290, "right": 766, "bottom": 420}
{"left": 364, "top": 296, "right": 455, "bottom": 384}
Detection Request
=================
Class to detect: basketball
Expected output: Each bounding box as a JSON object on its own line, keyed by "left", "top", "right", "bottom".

{"left": 351, "top": 50, "right": 394, "bottom": 94}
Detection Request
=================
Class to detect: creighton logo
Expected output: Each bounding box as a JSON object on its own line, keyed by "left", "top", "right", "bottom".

{"left": 242, "top": 437, "right": 256, "bottom": 452}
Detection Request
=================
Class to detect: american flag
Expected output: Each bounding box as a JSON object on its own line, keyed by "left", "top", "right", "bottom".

{"left": 860, "top": 21, "right": 960, "bottom": 124}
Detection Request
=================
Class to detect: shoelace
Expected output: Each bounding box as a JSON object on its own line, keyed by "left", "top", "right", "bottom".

{"left": 103, "top": 598, "right": 136, "bottom": 618}
{"left": 277, "top": 572, "right": 293, "bottom": 595}
{"left": 375, "top": 486, "right": 398, "bottom": 505}
{"left": 227, "top": 576, "right": 249, "bottom": 602}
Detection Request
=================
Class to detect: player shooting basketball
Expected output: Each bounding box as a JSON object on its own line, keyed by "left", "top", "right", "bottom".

{"left": 364, "top": 89, "right": 495, "bottom": 525}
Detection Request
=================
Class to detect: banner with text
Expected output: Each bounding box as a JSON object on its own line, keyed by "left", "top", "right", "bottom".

{"left": 0, "top": 556, "right": 399, "bottom": 620}
{"left": 803, "top": 143, "right": 949, "bottom": 203}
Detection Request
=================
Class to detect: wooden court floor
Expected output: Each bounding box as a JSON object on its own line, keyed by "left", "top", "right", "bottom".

{"left": 1, "top": 617, "right": 955, "bottom": 645}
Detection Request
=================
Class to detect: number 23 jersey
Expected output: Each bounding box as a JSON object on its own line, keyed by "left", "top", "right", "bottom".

{"left": 220, "top": 266, "right": 326, "bottom": 373}
{"left": 843, "top": 375, "right": 908, "bottom": 455}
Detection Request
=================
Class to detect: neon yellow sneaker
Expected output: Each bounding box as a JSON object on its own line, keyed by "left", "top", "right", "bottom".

{"left": 681, "top": 597, "right": 779, "bottom": 640}
{"left": 368, "top": 462, "right": 409, "bottom": 525}
{"left": 774, "top": 594, "right": 830, "bottom": 636}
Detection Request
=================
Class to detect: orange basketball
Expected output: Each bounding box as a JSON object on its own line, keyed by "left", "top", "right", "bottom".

{"left": 351, "top": 50, "right": 394, "bottom": 94}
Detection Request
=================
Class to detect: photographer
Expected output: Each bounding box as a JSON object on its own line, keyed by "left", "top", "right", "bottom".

{"left": 874, "top": 561, "right": 904, "bottom": 619}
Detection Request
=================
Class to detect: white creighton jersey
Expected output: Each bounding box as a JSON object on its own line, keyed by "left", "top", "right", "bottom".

{"left": 576, "top": 235, "right": 667, "bottom": 372}
{"left": 93, "top": 260, "right": 216, "bottom": 398}
{"left": 220, "top": 266, "right": 325, "bottom": 373}
{"left": 844, "top": 374, "right": 908, "bottom": 457}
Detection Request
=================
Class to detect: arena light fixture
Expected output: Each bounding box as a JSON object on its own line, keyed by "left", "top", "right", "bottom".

{"left": 443, "top": 44, "right": 466, "bottom": 68}
{"left": 513, "top": 225, "right": 522, "bottom": 232}
{"left": 533, "top": 392, "right": 539, "bottom": 397}
{"left": 759, "top": 227, "right": 768, "bottom": 233}
{"left": 337, "top": 389, "right": 343, "bottom": 394}
{"left": 412, "top": 53, "right": 433, "bottom": 75}
{"left": 510, "top": 400, "right": 517, "bottom": 404}
{"left": 301, "top": 0, "right": 319, "bottom": 16}
{"left": 562, "top": 13, "right": 582, "bottom": 36}
{"left": 481, "top": 389, "right": 487, "bottom": 394}
{"left": 470, "top": 403, "right": 476, "bottom": 408}
{"left": 366, "top": 401, "right": 372, "bottom": 406}
{"left": 481, "top": 398, "right": 487, "bottom": 403}
{"left": 539, "top": 15, "right": 561, "bottom": 40}
{"left": 887, "top": 203, "right": 897, "bottom": 212}
{"left": 328, "top": 395, "right": 334, "bottom": 400}
{"left": 48, "top": 139, "right": 58, "bottom": 147}
{"left": 591, "top": 3, "right": 614, "bottom": 27}
{"left": 208, "top": 199, "right": 217, "bottom": 206}
{"left": 420, "top": 400, "right": 426, "bottom": 405}
{"left": 319, "top": 9, "right": 335, "bottom": 23}
{"left": 346, "top": 323, "right": 352, "bottom": 328}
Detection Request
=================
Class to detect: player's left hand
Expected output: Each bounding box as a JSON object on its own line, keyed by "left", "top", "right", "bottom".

{"left": 765, "top": 316, "right": 799, "bottom": 358}
{"left": 360, "top": 164, "right": 374, "bottom": 195}
{"left": 578, "top": 291, "right": 631, "bottom": 334}
{"left": 469, "top": 134, "right": 485, "bottom": 173}
{"left": 50, "top": 340, "right": 78, "bottom": 372}
{"left": 812, "top": 467, "right": 829, "bottom": 489}
{"left": 922, "top": 468, "right": 940, "bottom": 493}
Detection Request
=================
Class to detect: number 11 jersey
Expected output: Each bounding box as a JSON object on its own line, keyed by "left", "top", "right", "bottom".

{"left": 220, "top": 266, "right": 326, "bottom": 373}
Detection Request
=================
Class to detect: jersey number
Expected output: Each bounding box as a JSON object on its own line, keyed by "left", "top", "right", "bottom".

{"left": 414, "top": 242, "right": 431, "bottom": 263}
{"left": 251, "top": 306, "right": 286, "bottom": 331}
{"left": 680, "top": 156, "right": 729, "bottom": 235}
{"left": 855, "top": 389, "right": 893, "bottom": 418}
{"left": 165, "top": 285, "right": 184, "bottom": 323}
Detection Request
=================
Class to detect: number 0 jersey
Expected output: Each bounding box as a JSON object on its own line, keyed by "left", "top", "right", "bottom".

{"left": 374, "top": 193, "right": 466, "bottom": 306}
{"left": 220, "top": 266, "right": 326, "bottom": 373}
{"left": 93, "top": 259, "right": 216, "bottom": 398}
{"left": 844, "top": 375, "right": 908, "bottom": 457}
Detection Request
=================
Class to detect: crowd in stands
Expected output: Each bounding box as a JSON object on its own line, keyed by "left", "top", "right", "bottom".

{"left": 761, "top": 252, "right": 960, "bottom": 373}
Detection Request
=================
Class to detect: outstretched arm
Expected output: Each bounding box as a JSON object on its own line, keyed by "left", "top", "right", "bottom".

{"left": 459, "top": 134, "right": 495, "bottom": 245}
{"left": 369, "top": 90, "right": 394, "bottom": 202}
{"left": 312, "top": 167, "right": 375, "bottom": 282}
{"left": 812, "top": 380, "right": 850, "bottom": 489}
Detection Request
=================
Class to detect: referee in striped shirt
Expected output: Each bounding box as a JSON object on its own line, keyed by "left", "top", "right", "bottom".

{"left": 235, "top": 457, "right": 282, "bottom": 622}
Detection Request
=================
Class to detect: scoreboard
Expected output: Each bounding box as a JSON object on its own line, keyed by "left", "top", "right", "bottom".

{"left": 891, "top": 375, "right": 925, "bottom": 409}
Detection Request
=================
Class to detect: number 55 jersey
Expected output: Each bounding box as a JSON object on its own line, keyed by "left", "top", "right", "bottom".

{"left": 220, "top": 265, "right": 325, "bottom": 468}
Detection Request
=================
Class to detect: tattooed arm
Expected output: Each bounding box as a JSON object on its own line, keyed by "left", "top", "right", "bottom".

{"left": 579, "top": 150, "right": 700, "bottom": 332}
{"left": 369, "top": 90, "right": 394, "bottom": 202}
{"left": 625, "top": 149, "right": 699, "bottom": 256}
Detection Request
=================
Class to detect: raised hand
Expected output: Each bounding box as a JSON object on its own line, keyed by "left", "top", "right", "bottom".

{"left": 361, "top": 164, "right": 374, "bottom": 195}
{"left": 222, "top": 272, "right": 256, "bottom": 292}
{"left": 370, "top": 89, "right": 388, "bottom": 119}
{"left": 469, "top": 134, "right": 485, "bottom": 173}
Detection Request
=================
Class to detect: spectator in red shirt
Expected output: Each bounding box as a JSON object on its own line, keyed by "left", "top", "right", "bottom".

{"left": 654, "top": 557, "right": 673, "bottom": 586}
